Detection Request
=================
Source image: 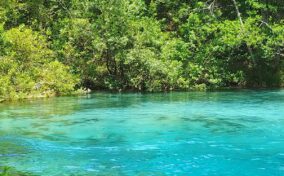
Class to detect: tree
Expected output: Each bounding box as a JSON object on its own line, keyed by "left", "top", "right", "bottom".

{"left": 0, "top": 26, "right": 78, "bottom": 100}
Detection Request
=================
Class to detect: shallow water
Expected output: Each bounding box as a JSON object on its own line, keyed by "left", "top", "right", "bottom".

{"left": 0, "top": 90, "right": 284, "bottom": 176}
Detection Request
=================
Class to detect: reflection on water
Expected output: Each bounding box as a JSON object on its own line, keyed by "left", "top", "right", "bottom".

{"left": 0, "top": 90, "right": 284, "bottom": 175}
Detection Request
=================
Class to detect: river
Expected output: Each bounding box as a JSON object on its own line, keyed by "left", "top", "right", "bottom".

{"left": 0, "top": 90, "right": 284, "bottom": 175}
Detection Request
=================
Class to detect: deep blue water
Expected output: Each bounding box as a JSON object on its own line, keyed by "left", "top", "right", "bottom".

{"left": 0, "top": 90, "right": 284, "bottom": 176}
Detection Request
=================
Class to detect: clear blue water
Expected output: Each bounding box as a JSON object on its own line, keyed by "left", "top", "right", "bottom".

{"left": 0, "top": 90, "right": 284, "bottom": 176}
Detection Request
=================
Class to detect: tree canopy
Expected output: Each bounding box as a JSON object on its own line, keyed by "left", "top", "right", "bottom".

{"left": 0, "top": 0, "right": 283, "bottom": 99}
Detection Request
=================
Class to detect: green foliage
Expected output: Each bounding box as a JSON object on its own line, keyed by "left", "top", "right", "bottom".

{"left": 3, "top": 26, "right": 52, "bottom": 63}
{"left": 0, "top": 26, "right": 78, "bottom": 100}
{"left": 0, "top": 0, "right": 283, "bottom": 99}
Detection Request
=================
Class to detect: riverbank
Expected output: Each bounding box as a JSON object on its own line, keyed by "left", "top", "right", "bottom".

{"left": 1, "top": 86, "right": 284, "bottom": 104}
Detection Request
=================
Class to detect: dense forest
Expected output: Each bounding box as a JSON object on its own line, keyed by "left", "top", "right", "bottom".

{"left": 0, "top": 0, "right": 283, "bottom": 100}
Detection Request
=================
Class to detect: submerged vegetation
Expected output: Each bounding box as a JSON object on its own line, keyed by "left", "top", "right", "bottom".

{"left": 0, "top": 166, "right": 34, "bottom": 176}
{"left": 0, "top": 0, "right": 283, "bottom": 99}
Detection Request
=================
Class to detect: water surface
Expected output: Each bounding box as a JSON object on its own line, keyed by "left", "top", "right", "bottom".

{"left": 0, "top": 90, "right": 284, "bottom": 175}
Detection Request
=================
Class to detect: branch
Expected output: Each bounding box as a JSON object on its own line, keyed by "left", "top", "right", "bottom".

{"left": 259, "top": 20, "right": 273, "bottom": 30}
{"left": 207, "top": 0, "right": 217, "bottom": 16}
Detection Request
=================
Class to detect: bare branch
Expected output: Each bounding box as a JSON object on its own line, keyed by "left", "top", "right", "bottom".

{"left": 259, "top": 20, "right": 273, "bottom": 30}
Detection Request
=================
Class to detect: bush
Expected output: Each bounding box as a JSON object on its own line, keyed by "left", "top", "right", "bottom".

{"left": 0, "top": 26, "right": 78, "bottom": 100}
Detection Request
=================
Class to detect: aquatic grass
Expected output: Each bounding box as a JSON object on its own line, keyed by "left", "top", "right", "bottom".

{"left": 0, "top": 166, "right": 34, "bottom": 176}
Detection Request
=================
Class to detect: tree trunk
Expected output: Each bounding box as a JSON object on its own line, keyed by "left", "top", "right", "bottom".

{"left": 231, "top": 0, "right": 255, "bottom": 66}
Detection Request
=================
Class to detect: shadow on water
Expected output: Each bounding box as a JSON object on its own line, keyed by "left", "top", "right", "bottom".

{"left": 180, "top": 115, "right": 247, "bottom": 133}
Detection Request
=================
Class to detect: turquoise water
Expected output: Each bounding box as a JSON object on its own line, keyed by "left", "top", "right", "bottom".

{"left": 0, "top": 91, "right": 284, "bottom": 176}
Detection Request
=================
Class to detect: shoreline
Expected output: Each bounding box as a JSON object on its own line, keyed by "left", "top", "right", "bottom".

{"left": 1, "top": 87, "right": 283, "bottom": 103}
